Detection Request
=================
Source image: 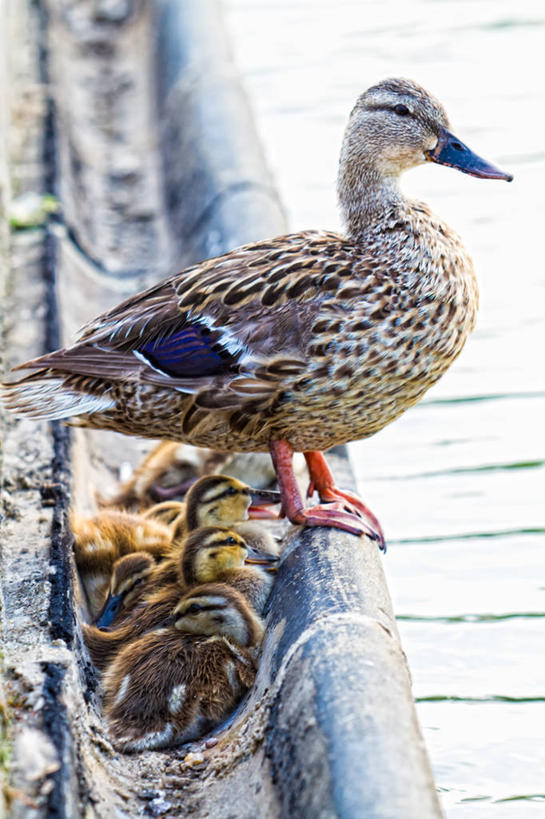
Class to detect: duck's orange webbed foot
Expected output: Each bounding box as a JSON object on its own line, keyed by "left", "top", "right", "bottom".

{"left": 270, "top": 440, "right": 383, "bottom": 543}
{"left": 304, "top": 450, "right": 386, "bottom": 551}
{"left": 287, "top": 501, "right": 380, "bottom": 538}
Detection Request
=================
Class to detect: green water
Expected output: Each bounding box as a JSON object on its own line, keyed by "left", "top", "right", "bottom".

{"left": 225, "top": 0, "right": 545, "bottom": 814}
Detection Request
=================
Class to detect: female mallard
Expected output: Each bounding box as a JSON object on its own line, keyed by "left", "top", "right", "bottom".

{"left": 3, "top": 79, "right": 512, "bottom": 548}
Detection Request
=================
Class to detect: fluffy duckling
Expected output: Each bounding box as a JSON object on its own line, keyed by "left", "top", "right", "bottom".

{"left": 142, "top": 474, "right": 280, "bottom": 539}
{"left": 83, "top": 526, "right": 278, "bottom": 669}
{"left": 231, "top": 520, "right": 282, "bottom": 559}
{"left": 103, "top": 583, "right": 262, "bottom": 753}
{"left": 180, "top": 526, "right": 278, "bottom": 613}
{"left": 92, "top": 551, "right": 156, "bottom": 629}
{"left": 71, "top": 509, "right": 173, "bottom": 617}
{"left": 99, "top": 441, "right": 229, "bottom": 510}
{"left": 141, "top": 499, "right": 186, "bottom": 528}
{"left": 142, "top": 505, "right": 283, "bottom": 560}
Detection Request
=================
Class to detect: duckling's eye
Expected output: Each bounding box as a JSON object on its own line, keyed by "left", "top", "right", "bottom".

{"left": 226, "top": 487, "right": 238, "bottom": 496}
{"left": 132, "top": 577, "right": 145, "bottom": 587}
{"left": 187, "top": 603, "right": 201, "bottom": 614}
{"left": 393, "top": 104, "right": 410, "bottom": 117}
{"left": 226, "top": 536, "right": 236, "bottom": 545}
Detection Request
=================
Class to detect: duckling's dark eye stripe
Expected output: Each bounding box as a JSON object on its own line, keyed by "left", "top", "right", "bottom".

{"left": 208, "top": 538, "right": 240, "bottom": 548}
{"left": 185, "top": 603, "right": 228, "bottom": 613}
{"left": 204, "top": 488, "right": 243, "bottom": 503}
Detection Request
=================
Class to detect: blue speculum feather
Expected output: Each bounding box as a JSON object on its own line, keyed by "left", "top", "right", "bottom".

{"left": 138, "top": 327, "right": 230, "bottom": 377}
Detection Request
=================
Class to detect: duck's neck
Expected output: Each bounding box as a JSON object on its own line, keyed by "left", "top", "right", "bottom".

{"left": 337, "top": 163, "right": 404, "bottom": 241}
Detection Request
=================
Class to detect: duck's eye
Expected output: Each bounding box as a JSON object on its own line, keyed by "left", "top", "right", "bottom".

{"left": 226, "top": 536, "right": 236, "bottom": 545}
{"left": 394, "top": 104, "right": 410, "bottom": 117}
{"left": 226, "top": 487, "right": 238, "bottom": 496}
{"left": 187, "top": 603, "right": 201, "bottom": 614}
{"left": 132, "top": 577, "right": 145, "bottom": 587}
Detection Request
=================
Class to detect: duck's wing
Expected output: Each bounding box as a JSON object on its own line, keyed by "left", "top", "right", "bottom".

{"left": 7, "top": 231, "right": 362, "bottom": 410}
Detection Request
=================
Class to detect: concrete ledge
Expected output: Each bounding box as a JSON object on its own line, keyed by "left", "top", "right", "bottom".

{"left": 262, "top": 522, "right": 440, "bottom": 818}
{"left": 155, "top": 0, "right": 286, "bottom": 266}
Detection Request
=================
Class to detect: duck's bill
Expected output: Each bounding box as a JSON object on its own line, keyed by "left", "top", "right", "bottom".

{"left": 425, "top": 127, "right": 513, "bottom": 181}
{"left": 244, "top": 546, "right": 280, "bottom": 566}
{"left": 248, "top": 488, "right": 282, "bottom": 519}
{"left": 95, "top": 593, "right": 123, "bottom": 629}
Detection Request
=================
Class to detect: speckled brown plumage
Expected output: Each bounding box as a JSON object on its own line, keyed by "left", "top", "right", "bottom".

{"left": 4, "top": 221, "right": 477, "bottom": 452}
{"left": 4, "top": 78, "right": 511, "bottom": 542}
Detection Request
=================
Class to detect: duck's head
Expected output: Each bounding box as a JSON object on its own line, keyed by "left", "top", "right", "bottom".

{"left": 181, "top": 526, "right": 279, "bottom": 586}
{"left": 339, "top": 78, "right": 512, "bottom": 222}
{"left": 94, "top": 551, "right": 155, "bottom": 629}
{"left": 182, "top": 475, "right": 280, "bottom": 531}
{"left": 173, "top": 583, "right": 264, "bottom": 646}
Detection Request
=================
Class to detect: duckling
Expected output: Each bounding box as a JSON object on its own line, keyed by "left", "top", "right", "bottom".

{"left": 142, "top": 474, "right": 280, "bottom": 538}
{"left": 92, "top": 551, "right": 156, "bottom": 629}
{"left": 102, "top": 583, "right": 262, "bottom": 753}
{"left": 98, "top": 441, "right": 229, "bottom": 510}
{"left": 100, "top": 441, "right": 284, "bottom": 510}
{"left": 142, "top": 505, "right": 283, "bottom": 560}
{"left": 83, "top": 526, "right": 278, "bottom": 669}
{"left": 231, "top": 520, "right": 282, "bottom": 558}
{"left": 71, "top": 509, "right": 173, "bottom": 618}
{"left": 180, "top": 526, "right": 278, "bottom": 613}
{"left": 141, "top": 499, "right": 187, "bottom": 528}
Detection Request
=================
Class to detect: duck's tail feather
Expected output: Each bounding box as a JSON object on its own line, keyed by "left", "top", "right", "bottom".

{"left": 1, "top": 375, "right": 115, "bottom": 421}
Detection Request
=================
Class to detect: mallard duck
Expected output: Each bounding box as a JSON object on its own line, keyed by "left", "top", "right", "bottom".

{"left": 83, "top": 525, "right": 278, "bottom": 668}
{"left": 3, "top": 79, "right": 512, "bottom": 549}
{"left": 102, "top": 583, "right": 261, "bottom": 752}
{"left": 71, "top": 509, "right": 173, "bottom": 617}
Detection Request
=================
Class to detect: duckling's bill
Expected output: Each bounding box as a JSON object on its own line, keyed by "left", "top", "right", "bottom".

{"left": 95, "top": 592, "right": 124, "bottom": 630}
{"left": 247, "top": 488, "right": 281, "bottom": 519}
{"left": 244, "top": 545, "right": 280, "bottom": 567}
{"left": 425, "top": 127, "right": 513, "bottom": 181}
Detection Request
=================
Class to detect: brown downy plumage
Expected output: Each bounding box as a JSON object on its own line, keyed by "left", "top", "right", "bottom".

{"left": 82, "top": 526, "right": 278, "bottom": 669}
{"left": 72, "top": 509, "right": 173, "bottom": 617}
{"left": 232, "top": 520, "right": 282, "bottom": 558}
{"left": 98, "top": 441, "right": 229, "bottom": 510}
{"left": 102, "top": 583, "right": 262, "bottom": 752}
{"left": 142, "top": 474, "right": 280, "bottom": 539}
{"left": 83, "top": 474, "right": 279, "bottom": 624}
{"left": 4, "top": 79, "right": 512, "bottom": 544}
{"left": 92, "top": 551, "right": 156, "bottom": 629}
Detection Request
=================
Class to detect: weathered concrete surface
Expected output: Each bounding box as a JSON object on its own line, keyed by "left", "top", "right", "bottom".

{"left": 0, "top": 1, "right": 443, "bottom": 817}
{"left": 155, "top": 0, "right": 287, "bottom": 266}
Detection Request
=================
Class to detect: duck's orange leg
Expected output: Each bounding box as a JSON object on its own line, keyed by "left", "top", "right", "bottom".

{"left": 304, "top": 450, "right": 386, "bottom": 551}
{"left": 270, "top": 440, "right": 379, "bottom": 539}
